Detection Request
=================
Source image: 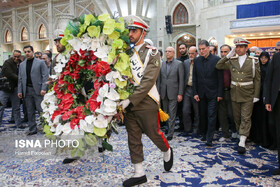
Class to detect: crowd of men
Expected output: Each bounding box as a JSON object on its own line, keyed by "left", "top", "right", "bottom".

{"left": 0, "top": 33, "right": 65, "bottom": 135}
{"left": 158, "top": 39, "right": 280, "bottom": 175}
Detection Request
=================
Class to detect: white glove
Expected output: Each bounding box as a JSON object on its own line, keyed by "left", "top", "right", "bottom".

{"left": 226, "top": 46, "right": 236, "bottom": 59}
{"left": 253, "top": 98, "right": 259, "bottom": 103}
{"left": 119, "top": 99, "right": 130, "bottom": 110}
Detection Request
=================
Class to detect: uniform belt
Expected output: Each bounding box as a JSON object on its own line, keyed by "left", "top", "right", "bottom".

{"left": 231, "top": 81, "right": 253, "bottom": 87}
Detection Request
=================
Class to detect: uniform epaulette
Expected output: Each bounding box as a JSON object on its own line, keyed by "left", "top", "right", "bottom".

{"left": 249, "top": 56, "right": 259, "bottom": 63}
{"left": 146, "top": 45, "right": 157, "bottom": 51}
{"left": 248, "top": 56, "right": 258, "bottom": 60}
{"left": 230, "top": 56, "right": 238, "bottom": 59}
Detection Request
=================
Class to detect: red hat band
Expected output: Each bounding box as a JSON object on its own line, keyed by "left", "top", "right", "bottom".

{"left": 59, "top": 34, "right": 64, "bottom": 37}
{"left": 133, "top": 21, "right": 148, "bottom": 29}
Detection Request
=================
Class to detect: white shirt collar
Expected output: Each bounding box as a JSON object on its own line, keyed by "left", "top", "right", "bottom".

{"left": 134, "top": 43, "right": 144, "bottom": 52}
{"left": 238, "top": 54, "right": 247, "bottom": 68}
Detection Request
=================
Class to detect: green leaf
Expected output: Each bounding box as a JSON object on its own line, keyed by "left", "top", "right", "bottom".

{"left": 60, "top": 37, "right": 67, "bottom": 46}
{"left": 114, "top": 52, "right": 130, "bottom": 72}
{"left": 78, "top": 138, "right": 85, "bottom": 151}
{"left": 93, "top": 126, "right": 107, "bottom": 137}
{"left": 78, "top": 59, "right": 86, "bottom": 67}
{"left": 112, "top": 39, "right": 123, "bottom": 49}
{"left": 117, "top": 89, "right": 130, "bottom": 100}
{"left": 77, "top": 149, "right": 85, "bottom": 157}
{"left": 115, "top": 17, "right": 125, "bottom": 32}
{"left": 108, "top": 31, "right": 120, "bottom": 40}
{"left": 77, "top": 23, "right": 88, "bottom": 37}
{"left": 115, "top": 79, "right": 127, "bottom": 89}
{"left": 98, "top": 13, "right": 110, "bottom": 21}
{"left": 85, "top": 14, "right": 95, "bottom": 26}
{"left": 43, "top": 125, "right": 53, "bottom": 135}
{"left": 79, "top": 14, "right": 85, "bottom": 24}
{"left": 107, "top": 48, "right": 116, "bottom": 63}
{"left": 103, "top": 18, "right": 115, "bottom": 35}
{"left": 102, "top": 140, "right": 113, "bottom": 151}
{"left": 87, "top": 25, "right": 100, "bottom": 38}
{"left": 121, "top": 67, "right": 132, "bottom": 77}
{"left": 84, "top": 134, "right": 97, "bottom": 146}
{"left": 71, "top": 148, "right": 77, "bottom": 157}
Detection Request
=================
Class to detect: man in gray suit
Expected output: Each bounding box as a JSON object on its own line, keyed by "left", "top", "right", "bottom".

{"left": 159, "top": 46, "right": 184, "bottom": 140}
{"left": 182, "top": 46, "right": 199, "bottom": 136}
{"left": 18, "top": 45, "right": 49, "bottom": 135}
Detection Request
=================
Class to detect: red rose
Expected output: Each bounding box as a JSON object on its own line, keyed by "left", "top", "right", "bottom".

{"left": 52, "top": 110, "right": 63, "bottom": 121}
{"left": 67, "top": 84, "right": 75, "bottom": 93}
{"left": 62, "top": 110, "right": 73, "bottom": 121}
{"left": 88, "top": 101, "right": 101, "bottom": 112}
{"left": 70, "top": 118, "right": 80, "bottom": 129}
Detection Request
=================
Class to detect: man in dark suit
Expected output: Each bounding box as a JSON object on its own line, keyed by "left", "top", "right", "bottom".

{"left": 18, "top": 45, "right": 49, "bottom": 135}
{"left": 182, "top": 46, "right": 199, "bottom": 136}
{"left": 193, "top": 40, "right": 223, "bottom": 146}
{"left": 265, "top": 51, "right": 280, "bottom": 175}
{"left": 159, "top": 46, "right": 184, "bottom": 140}
{"left": 0, "top": 50, "right": 24, "bottom": 129}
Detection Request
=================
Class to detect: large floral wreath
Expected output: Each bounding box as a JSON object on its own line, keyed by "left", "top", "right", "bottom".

{"left": 41, "top": 14, "right": 135, "bottom": 157}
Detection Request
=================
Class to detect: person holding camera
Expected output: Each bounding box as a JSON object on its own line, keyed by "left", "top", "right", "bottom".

{"left": 0, "top": 50, "right": 24, "bottom": 129}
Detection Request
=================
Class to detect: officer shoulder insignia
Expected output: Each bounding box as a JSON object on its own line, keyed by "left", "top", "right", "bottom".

{"left": 248, "top": 56, "right": 258, "bottom": 60}
{"left": 230, "top": 56, "right": 238, "bottom": 59}
{"left": 155, "top": 60, "right": 159, "bottom": 67}
{"left": 248, "top": 56, "right": 259, "bottom": 63}
{"left": 146, "top": 45, "right": 157, "bottom": 51}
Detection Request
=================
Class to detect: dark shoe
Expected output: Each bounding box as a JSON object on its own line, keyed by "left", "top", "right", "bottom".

{"left": 206, "top": 141, "right": 213, "bottom": 147}
{"left": 164, "top": 147, "right": 173, "bottom": 171}
{"left": 17, "top": 125, "right": 26, "bottom": 129}
{"left": 98, "top": 146, "right": 105, "bottom": 153}
{"left": 201, "top": 136, "right": 206, "bottom": 141}
{"left": 123, "top": 175, "right": 147, "bottom": 187}
{"left": 62, "top": 157, "right": 80, "bottom": 164}
{"left": 237, "top": 146, "right": 246, "bottom": 154}
{"left": 167, "top": 136, "right": 173, "bottom": 141}
{"left": 272, "top": 168, "right": 280, "bottom": 175}
{"left": 8, "top": 120, "right": 15, "bottom": 123}
{"left": 27, "top": 131, "right": 37, "bottom": 136}
{"left": 22, "top": 119, "right": 28, "bottom": 123}
{"left": 179, "top": 132, "right": 189, "bottom": 137}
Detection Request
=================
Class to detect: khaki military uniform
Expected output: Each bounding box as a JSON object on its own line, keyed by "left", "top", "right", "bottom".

{"left": 216, "top": 56, "right": 261, "bottom": 137}
{"left": 125, "top": 43, "right": 169, "bottom": 164}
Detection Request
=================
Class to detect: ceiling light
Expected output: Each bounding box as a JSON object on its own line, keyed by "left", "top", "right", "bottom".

{"left": 260, "top": 33, "right": 264, "bottom": 35}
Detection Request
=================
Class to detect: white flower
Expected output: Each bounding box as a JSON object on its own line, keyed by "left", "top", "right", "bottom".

{"left": 106, "top": 71, "right": 125, "bottom": 82}
{"left": 68, "top": 38, "right": 82, "bottom": 52}
{"left": 62, "top": 122, "right": 72, "bottom": 135}
{"left": 53, "top": 115, "right": 61, "bottom": 125}
{"left": 91, "top": 38, "right": 101, "bottom": 51}
{"left": 93, "top": 114, "right": 108, "bottom": 128}
{"left": 79, "top": 119, "right": 93, "bottom": 133}
{"left": 54, "top": 123, "right": 63, "bottom": 136}
{"left": 99, "top": 84, "right": 109, "bottom": 98}
{"left": 85, "top": 115, "right": 96, "bottom": 124}
{"left": 54, "top": 62, "right": 65, "bottom": 73}
{"left": 71, "top": 125, "right": 85, "bottom": 136}
{"left": 103, "top": 99, "right": 117, "bottom": 113}
{"left": 95, "top": 45, "right": 110, "bottom": 61}
{"left": 107, "top": 88, "right": 120, "bottom": 101}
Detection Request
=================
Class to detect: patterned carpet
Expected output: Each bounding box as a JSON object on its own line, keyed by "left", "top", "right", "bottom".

{"left": 1, "top": 107, "right": 280, "bottom": 186}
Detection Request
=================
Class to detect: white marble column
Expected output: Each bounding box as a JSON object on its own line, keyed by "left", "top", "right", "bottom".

{"left": 48, "top": 0, "right": 54, "bottom": 51}
{"left": 28, "top": 4, "right": 34, "bottom": 45}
